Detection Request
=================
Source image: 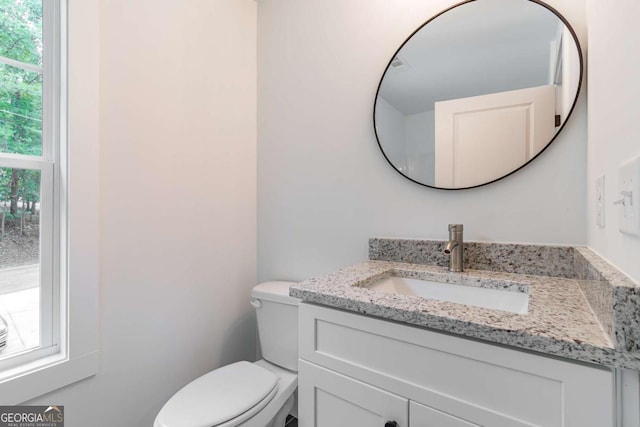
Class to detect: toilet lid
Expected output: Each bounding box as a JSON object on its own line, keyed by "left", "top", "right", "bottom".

{"left": 155, "top": 361, "right": 278, "bottom": 427}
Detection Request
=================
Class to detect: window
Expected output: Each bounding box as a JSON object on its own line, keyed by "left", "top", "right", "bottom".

{"left": 0, "top": 0, "right": 59, "bottom": 368}
{"left": 0, "top": 0, "right": 99, "bottom": 403}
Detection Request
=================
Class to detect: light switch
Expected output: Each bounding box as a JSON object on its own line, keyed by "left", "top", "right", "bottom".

{"left": 617, "top": 155, "right": 640, "bottom": 236}
{"left": 595, "top": 175, "right": 605, "bottom": 228}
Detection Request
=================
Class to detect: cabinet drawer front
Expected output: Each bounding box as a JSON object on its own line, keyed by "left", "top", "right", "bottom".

{"left": 298, "top": 360, "right": 408, "bottom": 427}
{"left": 410, "top": 401, "right": 479, "bottom": 427}
{"left": 300, "top": 303, "right": 614, "bottom": 427}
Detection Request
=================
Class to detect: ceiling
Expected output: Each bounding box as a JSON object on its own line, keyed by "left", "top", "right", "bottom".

{"left": 378, "top": 0, "right": 570, "bottom": 115}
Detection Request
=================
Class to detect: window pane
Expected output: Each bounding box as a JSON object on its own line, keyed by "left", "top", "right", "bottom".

{"left": 0, "top": 0, "right": 43, "bottom": 67}
{"left": 0, "top": 167, "right": 40, "bottom": 358}
{"left": 0, "top": 63, "right": 42, "bottom": 156}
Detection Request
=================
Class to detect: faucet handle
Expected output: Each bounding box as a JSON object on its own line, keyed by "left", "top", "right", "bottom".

{"left": 448, "top": 224, "right": 463, "bottom": 232}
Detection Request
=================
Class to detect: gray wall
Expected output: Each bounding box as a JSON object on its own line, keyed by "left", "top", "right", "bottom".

{"left": 587, "top": 0, "right": 640, "bottom": 284}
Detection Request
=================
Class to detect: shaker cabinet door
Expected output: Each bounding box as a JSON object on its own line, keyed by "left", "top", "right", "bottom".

{"left": 410, "top": 401, "right": 480, "bottom": 427}
{"left": 298, "top": 360, "right": 408, "bottom": 427}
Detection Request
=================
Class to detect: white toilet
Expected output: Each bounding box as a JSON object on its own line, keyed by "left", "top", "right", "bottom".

{"left": 154, "top": 281, "right": 299, "bottom": 427}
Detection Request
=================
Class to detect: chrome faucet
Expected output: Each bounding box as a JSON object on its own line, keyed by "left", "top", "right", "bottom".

{"left": 444, "top": 224, "right": 464, "bottom": 272}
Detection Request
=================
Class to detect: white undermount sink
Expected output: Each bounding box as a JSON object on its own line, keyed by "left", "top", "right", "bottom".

{"left": 367, "top": 276, "right": 529, "bottom": 314}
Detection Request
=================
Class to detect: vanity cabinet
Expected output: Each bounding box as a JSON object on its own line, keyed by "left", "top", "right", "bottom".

{"left": 298, "top": 303, "right": 615, "bottom": 427}
{"left": 299, "top": 361, "right": 408, "bottom": 426}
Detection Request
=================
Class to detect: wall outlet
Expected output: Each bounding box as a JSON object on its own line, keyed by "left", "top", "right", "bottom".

{"left": 595, "top": 175, "right": 605, "bottom": 228}
{"left": 617, "top": 155, "right": 640, "bottom": 236}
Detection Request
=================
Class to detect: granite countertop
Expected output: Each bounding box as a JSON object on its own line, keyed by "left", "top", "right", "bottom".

{"left": 289, "top": 240, "right": 640, "bottom": 370}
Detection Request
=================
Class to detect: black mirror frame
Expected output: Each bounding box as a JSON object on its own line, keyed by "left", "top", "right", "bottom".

{"left": 373, "top": 0, "right": 584, "bottom": 191}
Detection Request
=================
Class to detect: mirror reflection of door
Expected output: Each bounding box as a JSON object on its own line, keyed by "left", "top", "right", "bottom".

{"left": 434, "top": 85, "right": 555, "bottom": 188}
{"left": 373, "top": 0, "right": 583, "bottom": 189}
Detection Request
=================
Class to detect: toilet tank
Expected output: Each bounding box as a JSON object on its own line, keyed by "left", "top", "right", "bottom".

{"left": 251, "top": 281, "right": 299, "bottom": 372}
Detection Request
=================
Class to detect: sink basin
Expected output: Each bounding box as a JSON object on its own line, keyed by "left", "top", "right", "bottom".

{"left": 366, "top": 276, "right": 529, "bottom": 314}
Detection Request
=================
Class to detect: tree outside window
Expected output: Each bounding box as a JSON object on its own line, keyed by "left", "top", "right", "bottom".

{"left": 0, "top": 0, "right": 47, "bottom": 359}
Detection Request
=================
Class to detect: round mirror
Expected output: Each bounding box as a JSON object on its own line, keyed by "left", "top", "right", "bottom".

{"left": 373, "top": 0, "right": 583, "bottom": 190}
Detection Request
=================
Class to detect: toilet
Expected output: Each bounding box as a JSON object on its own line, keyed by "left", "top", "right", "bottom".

{"left": 154, "top": 281, "right": 299, "bottom": 427}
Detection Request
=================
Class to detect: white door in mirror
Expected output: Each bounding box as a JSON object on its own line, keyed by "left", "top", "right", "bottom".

{"left": 434, "top": 85, "right": 556, "bottom": 188}
{"left": 617, "top": 155, "right": 640, "bottom": 236}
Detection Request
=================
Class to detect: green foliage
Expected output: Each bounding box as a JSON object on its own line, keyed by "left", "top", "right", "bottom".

{"left": 0, "top": 168, "right": 40, "bottom": 214}
{"left": 0, "top": 0, "right": 42, "bottom": 211}
{"left": 0, "top": 65, "right": 42, "bottom": 156}
{"left": 0, "top": 0, "right": 42, "bottom": 65}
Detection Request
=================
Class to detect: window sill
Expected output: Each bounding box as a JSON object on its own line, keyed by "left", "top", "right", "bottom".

{"left": 0, "top": 350, "right": 98, "bottom": 404}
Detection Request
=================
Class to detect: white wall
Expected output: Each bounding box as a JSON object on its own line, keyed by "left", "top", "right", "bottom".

{"left": 586, "top": 0, "right": 640, "bottom": 284}
{"left": 257, "top": 0, "right": 587, "bottom": 281}
{"left": 28, "top": 1, "right": 258, "bottom": 425}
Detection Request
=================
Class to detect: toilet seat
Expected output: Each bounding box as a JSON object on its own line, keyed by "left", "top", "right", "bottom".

{"left": 154, "top": 361, "right": 278, "bottom": 427}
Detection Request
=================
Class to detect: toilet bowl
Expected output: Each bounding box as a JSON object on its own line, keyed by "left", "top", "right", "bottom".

{"left": 154, "top": 282, "right": 299, "bottom": 427}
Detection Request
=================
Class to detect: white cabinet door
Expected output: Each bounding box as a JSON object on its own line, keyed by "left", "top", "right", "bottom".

{"left": 298, "top": 360, "right": 408, "bottom": 427}
{"left": 410, "top": 401, "right": 479, "bottom": 427}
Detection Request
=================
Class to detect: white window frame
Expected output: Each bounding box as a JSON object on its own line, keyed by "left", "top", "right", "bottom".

{"left": 0, "top": 0, "right": 99, "bottom": 404}
{"left": 0, "top": 0, "right": 59, "bottom": 372}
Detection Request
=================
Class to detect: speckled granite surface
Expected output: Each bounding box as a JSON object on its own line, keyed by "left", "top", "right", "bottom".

{"left": 574, "top": 247, "right": 640, "bottom": 354}
{"left": 370, "top": 238, "right": 576, "bottom": 278}
{"left": 291, "top": 241, "right": 640, "bottom": 370}
{"left": 574, "top": 249, "right": 615, "bottom": 348}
